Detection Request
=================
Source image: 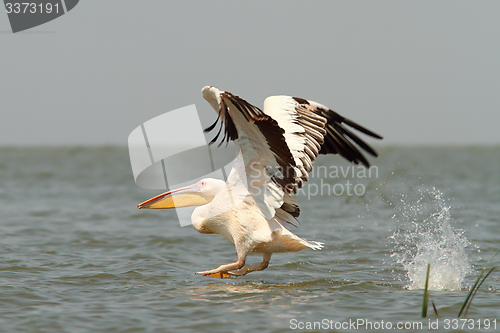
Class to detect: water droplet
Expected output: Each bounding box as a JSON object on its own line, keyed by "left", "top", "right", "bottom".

{"left": 390, "top": 188, "right": 471, "bottom": 291}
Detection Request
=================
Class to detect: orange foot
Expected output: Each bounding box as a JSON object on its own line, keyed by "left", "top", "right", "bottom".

{"left": 197, "top": 271, "right": 237, "bottom": 278}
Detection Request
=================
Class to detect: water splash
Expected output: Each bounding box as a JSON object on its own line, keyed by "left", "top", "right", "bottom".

{"left": 390, "top": 188, "right": 471, "bottom": 291}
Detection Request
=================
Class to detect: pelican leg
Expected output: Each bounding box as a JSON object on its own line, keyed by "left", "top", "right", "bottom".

{"left": 195, "top": 258, "right": 246, "bottom": 278}
{"left": 228, "top": 253, "right": 272, "bottom": 276}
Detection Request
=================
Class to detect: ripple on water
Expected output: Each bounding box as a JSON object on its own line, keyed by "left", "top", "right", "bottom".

{"left": 1, "top": 146, "right": 499, "bottom": 332}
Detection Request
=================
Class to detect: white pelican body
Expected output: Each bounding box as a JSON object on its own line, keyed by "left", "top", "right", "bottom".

{"left": 138, "top": 86, "right": 382, "bottom": 278}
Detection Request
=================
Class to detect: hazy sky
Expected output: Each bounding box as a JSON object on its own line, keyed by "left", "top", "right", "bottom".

{"left": 1, "top": 1, "right": 499, "bottom": 145}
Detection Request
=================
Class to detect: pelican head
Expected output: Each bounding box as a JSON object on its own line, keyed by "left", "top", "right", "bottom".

{"left": 137, "top": 178, "right": 226, "bottom": 209}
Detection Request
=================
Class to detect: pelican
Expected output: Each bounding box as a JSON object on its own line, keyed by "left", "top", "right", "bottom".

{"left": 138, "top": 86, "right": 382, "bottom": 278}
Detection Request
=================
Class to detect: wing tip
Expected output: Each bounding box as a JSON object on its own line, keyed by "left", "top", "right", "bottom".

{"left": 201, "top": 85, "right": 217, "bottom": 94}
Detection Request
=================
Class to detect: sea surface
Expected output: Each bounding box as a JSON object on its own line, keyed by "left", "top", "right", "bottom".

{"left": 0, "top": 146, "right": 499, "bottom": 332}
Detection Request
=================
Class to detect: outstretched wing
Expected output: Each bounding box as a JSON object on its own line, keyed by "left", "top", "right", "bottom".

{"left": 203, "top": 86, "right": 296, "bottom": 220}
{"left": 201, "top": 86, "right": 382, "bottom": 221}
{"left": 263, "top": 96, "right": 382, "bottom": 184}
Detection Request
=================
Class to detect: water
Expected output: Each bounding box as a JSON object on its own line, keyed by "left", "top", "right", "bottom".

{"left": 391, "top": 188, "right": 472, "bottom": 291}
{"left": 1, "top": 146, "right": 499, "bottom": 332}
